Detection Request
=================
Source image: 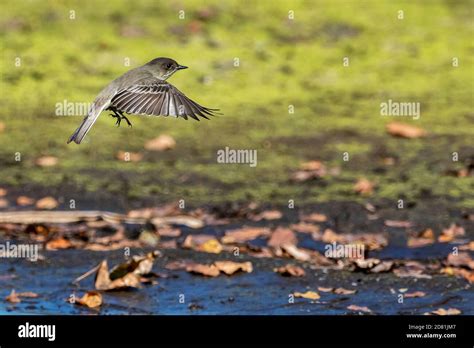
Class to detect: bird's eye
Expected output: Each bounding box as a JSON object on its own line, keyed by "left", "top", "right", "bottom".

{"left": 166, "top": 63, "right": 173, "bottom": 69}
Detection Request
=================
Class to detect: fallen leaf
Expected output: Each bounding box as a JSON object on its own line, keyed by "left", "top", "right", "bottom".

{"left": 151, "top": 215, "right": 204, "bottom": 229}
{"left": 290, "top": 161, "right": 327, "bottom": 182}
{"left": 36, "top": 197, "right": 58, "bottom": 210}
{"left": 75, "top": 291, "right": 102, "bottom": 308}
{"left": 370, "top": 261, "right": 394, "bottom": 273}
{"left": 268, "top": 228, "right": 297, "bottom": 248}
{"left": 115, "top": 151, "right": 143, "bottom": 162}
{"left": 459, "top": 242, "right": 474, "bottom": 251}
{"left": 17, "top": 196, "right": 35, "bottom": 206}
{"left": 0, "top": 122, "right": 5, "bottom": 133}
{"left": 384, "top": 220, "right": 412, "bottom": 228}
{"left": 301, "top": 213, "right": 327, "bottom": 223}
{"left": 94, "top": 260, "right": 142, "bottom": 290}
{"left": 353, "top": 178, "right": 375, "bottom": 196}
{"left": 386, "top": 122, "right": 427, "bottom": 139}
{"left": 251, "top": 210, "right": 282, "bottom": 221}
{"left": 407, "top": 228, "right": 435, "bottom": 248}
{"left": 446, "top": 252, "right": 474, "bottom": 270}
{"left": 182, "top": 235, "right": 222, "bottom": 254}
{"left": 404, "top": 291, "right": 426, "bottom": 298}
{"left": 186, "top": 263, "right": 220, "bottom": 277}
{"left": 429, "top": 308, "right": 461, "bottom": 316}
{"left": 6, "top": 290, "right": 20, "bottom": 303}
{"left": 221, "top": 227, "right": 271, "bottom": 244}
{"left": 438, "top": 224, "right": 465, "bottom": 243}
{"left": 35, "top": 156, "right": 58, "bottom": 167}
{"left": 294, "top": 291, "right": 320, "bottom": 300}
{"left": 0, "top": 188, "right": 7, "bottom": 196}
{"left": 144, "top": 135, "right": 176, "bottom": 151}
{"left": 214, "top": 261, "right": 253, "bottom": 275}
{"left": 334, "top": 287, "right": 357, "bottom": 295}
{"left": 347, "top": 305, "right": 372, "bottom": 313}
{"left": 319, "top": 229, "right": 387, "bottom": 251}
{"left": 274, "top": 264, "right": 305, "bottom": 277}
{"left": 317, "top": 287, "right": 334, "bottom": 293}
{"left": 157, "top": 225, "right": 181, "bottom": 237}
{"left": 441, "top": 267, "right": 474, "bottom": 283}
{"left": 46, "top": 237, "right": 73, "bottom": 250}
{"left": 393, "top": 261, "right": 431, "bottom": 279}
{"left": 281, "top": 244, "right": 311, "bottom": 262}
{"left": 0, "top": 198, "right": 9, "bottom": 208}
{"left": 290, "top": 223, "right": 320, "bottom": 234}
{"left": 5, "top": 290, "right": 38, "bottom": 303}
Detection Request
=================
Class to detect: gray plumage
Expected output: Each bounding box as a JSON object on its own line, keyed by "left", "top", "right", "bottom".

{"left": 68, "top": 57, "right": 218, "bottom": 144}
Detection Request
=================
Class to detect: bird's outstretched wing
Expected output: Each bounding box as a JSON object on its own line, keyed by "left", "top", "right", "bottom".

{"left": 109, "top": 79, "right": 219, "bottom": 120}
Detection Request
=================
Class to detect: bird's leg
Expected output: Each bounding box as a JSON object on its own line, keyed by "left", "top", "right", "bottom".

{"left": 117, "top": 110, "right": 132, "bottom": 127}
{"left": 109, "top": 108, "right": 122, "bottom": 127}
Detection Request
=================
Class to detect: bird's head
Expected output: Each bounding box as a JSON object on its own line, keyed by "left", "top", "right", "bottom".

{"left": 145, "top": 57, "right": 188, "bottom": 80}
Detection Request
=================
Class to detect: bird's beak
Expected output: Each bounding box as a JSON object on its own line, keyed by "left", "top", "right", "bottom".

{"left": 177, "top": 65, "right": 188, "bottom": 70}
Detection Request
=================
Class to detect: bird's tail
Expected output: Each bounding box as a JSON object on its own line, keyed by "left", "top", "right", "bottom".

{"left": 67, "top": 101, "right": 108, "bottom": 144}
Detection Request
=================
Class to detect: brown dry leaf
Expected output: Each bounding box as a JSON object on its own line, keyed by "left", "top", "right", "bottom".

{"left": 221, "top": 227, "right": 271, "bottom": 244}
{"left": 182, "top": 235, "right": 222, "bottom": 254}
{"left": 429, "top": 308, "right": 461, "bottom": 316}
{"left": 386, "top": 122, "right": 427, "bottom": 139}
{"left": 441, "top": 267, "right": 474, "bottom": 283}
{"left": 116, "top": 151, "right": 143, "bottom": 162}
{"left": 347, "top": 304, "right": 372, "bottom": 313}
{"left": 294, "top": 291, "right": 320, "bottom": 300}
{"left": 46, "top": 237, "right": 73, "bottom": 250}
{"left": 317, "top": 287, "right": 334, "bottom": 293}
{"left": 6, "top": 290, "right": 38, "bottom": 303}
{"left": 290, "top": 223, "right": 320, "bottom": 234}
{"left": 384, "top": 220, "right": 413, "bottom": 228}
{"left": 334, "top": 287, "right": 357, "bottom": 295}
{"left": 17, "top": 196, "right": 35, "bottom": 206}
{"left": 0, "top": 198, "right": 9, "bottom": 208}
{"left": 128, "top": 203, "right": 180, "bottom": 219}
{"left": 165, "top": 260, "right": 193, "bottom": 270}
{"left": 407, "top": 228, "right": 435, "bottom": 248}
{"left": 35, "top": 156, "right": 58, "bottom": 167}
{"left": 251, "top": 210, "right": 282, "bottom": 221}
{"left": 301, "top": 213, "right": 327, "bottom": 223}
{"left": 281, "top": 244, "right": 311, "bottom": 262}
{"left": 404, "top": 291, "right": 426, "bottom": 298}
{"left": 94, "top": 260, "right": 142, "bottom": 290}
{"left": 186, "top": 263, "right": 220, "bottom": 277}
{"left": 274, "top": 264, "right": 305, "bottom": 277}
{"left": 0, "top": 121, "right": 5, "bottom": 133}
{"left": 151, "top": 215, "right": 204, "bottom": 229}
{"left": 214, "top": 261, "right": 253, "bottom": 275}
{"left": 6, "top": 290, "right": 21, "bottom": 303}
{"left": 459, "top": 242, "right": 474, "bottom": 251}
{"left": 393, "top": 261, "right": 431, "bottom": 279}
{"left": 291, "top": 161, "right": 327, "bottom": 182}
{"left": 160, "top": 239, "right": 178, "bottom": 249}
{"left": 0, "top": 188, "right": 7, "bottom": 196}
{"left": 438, "top": 224, "right": 465, "bottom": 243}
{"left": 75, "top": 291, "right": 102, "bottom": 308}
{"left": 144, "top": 135, "right": 176, "bottom": 151}
{"left": 36, "top": 196, "right": 58, "bottom": 210}
{"left": 446, "top": 252, "right": 474, "bottom": 269}
{"left": 319, "top": 229, "right": 387, "bottom": 251}
{"left": 353, "top": 178, "right": 375, "bottom": 196}
{"left": 268, "top": 228, "right": 297, "bottom": 248}
{"left": 370, "top": 261, "right": 394, "bottom": 273}
{"left": 157, "top": 225, "right": 181, "bottom": 237}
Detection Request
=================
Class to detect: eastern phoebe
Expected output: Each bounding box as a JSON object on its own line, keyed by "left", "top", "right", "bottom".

{"left": 67, "top": 57, "right": 219, "bottom": 144}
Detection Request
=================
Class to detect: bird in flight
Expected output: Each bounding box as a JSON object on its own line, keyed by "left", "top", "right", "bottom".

{"left": 68, "top": 57, "right": 219, "bottom": 144}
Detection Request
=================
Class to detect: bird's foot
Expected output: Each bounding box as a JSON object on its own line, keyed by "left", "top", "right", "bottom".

{"left": 109, "top": 113, "right": 122, "bottom": 127}
{"left": 109, "top": 110, "right": 132, "bottom": 127}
